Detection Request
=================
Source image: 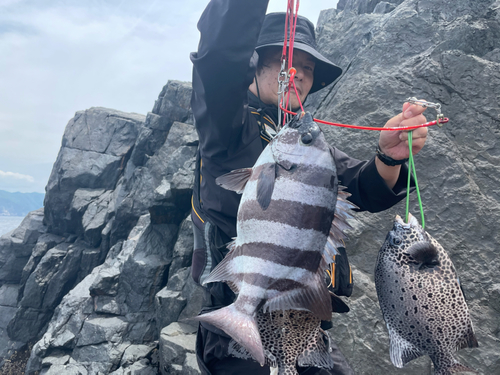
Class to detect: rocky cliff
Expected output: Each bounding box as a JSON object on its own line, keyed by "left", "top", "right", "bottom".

{"left": 0, "top": 0, "right": 498, "bottom": 374}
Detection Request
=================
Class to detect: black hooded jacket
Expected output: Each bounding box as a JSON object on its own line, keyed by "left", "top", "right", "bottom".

{"left": 190, "top": 0, "right": 411, "bottom": 240}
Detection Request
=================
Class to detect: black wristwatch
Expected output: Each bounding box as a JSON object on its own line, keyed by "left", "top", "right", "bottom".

{"left": 376, "top": 145, "right": 408, "bottom": 166}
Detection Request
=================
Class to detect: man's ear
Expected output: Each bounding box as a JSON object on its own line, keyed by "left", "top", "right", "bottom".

{"left": 248, "top": 76, "right": 258, "bottom": 96}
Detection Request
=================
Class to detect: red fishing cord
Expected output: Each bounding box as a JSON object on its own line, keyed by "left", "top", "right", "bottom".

{"left": 279, "top": 103, "right": 449, "bottom": 130}
{"left": 278, "top": 0, "right": 449, "bottom": 131}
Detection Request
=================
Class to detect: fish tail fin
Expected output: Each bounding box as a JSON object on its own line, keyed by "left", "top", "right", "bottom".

{"left": 194, "top": 304, "right": 265, "bottom": 366}
{"left": 434, "top": 362, "right": 479, "bottom": 375}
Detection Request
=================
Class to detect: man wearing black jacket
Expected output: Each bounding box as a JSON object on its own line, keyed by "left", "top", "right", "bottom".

{"left": 189, "top": 1, "right": 428, "bottom": 374}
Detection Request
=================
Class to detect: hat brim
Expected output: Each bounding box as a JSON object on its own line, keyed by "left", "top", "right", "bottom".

{"left": 256, "top": 41, "right": 343, "bottom": 94}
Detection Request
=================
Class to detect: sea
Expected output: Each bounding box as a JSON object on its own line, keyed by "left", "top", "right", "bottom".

{"left": 0, "top": 216, "right": 25, "bottom": 237}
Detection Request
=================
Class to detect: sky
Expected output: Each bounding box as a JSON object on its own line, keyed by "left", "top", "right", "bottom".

{"left": 0, "top": 0, "right": 338, "bottom": 193}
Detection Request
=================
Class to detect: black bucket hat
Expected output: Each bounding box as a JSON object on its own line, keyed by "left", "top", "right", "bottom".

{"left": 256, "top": 12, "right": 343, "bottom": 94}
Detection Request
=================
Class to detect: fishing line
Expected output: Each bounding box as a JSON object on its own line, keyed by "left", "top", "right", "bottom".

{"left": 277, "top": 1, "right": 449, "bottom": 131}
{"left": 405, "top": 131, "right": 426, "bottom": 228}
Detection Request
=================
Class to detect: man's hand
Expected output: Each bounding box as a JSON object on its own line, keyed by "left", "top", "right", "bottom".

{"left": 375, "top": 101, "right": 428, "bottom": 189}
{"left": 378, "top": 101, "right": 428, "bottom": 160}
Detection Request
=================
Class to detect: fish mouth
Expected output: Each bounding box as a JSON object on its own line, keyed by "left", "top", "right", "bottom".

{"left": 395, "top": 213, "right": 419, "bottom": 229}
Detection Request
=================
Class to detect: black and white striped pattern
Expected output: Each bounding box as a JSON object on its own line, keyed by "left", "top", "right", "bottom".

{"left": 197, "top": 113, "right": 356, "bottom": 366}
{"left": 206, "top": 115, "right": 338, "bottom": 320}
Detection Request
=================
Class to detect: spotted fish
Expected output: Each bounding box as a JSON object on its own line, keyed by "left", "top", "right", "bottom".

{"left": 228, "top": 309, "right": 335, "bottom": 374}
{"left": 375, "top": 213, "right": 478, "bottom": 375}
{"left": 194, "top": 112, "right": 356, "bottom": 373}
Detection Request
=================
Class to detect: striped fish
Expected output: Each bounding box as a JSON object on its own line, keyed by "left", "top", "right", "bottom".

{"left": 195, "top": 113, "right": 356, "bottom": 372}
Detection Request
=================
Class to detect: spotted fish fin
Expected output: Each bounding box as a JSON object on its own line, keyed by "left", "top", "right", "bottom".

{"left": 263, "top": 269, "right": 332, "bottom": 321}
{"left": 434, "top": 362, "right": 479, "bottom": 375}
{"left": 215, "top": 168, "right": 253, "bottom": 193}
{"left": 406, "top": 241, "right": 440, "bottom": 267}
{"left": 456, "top": 325, "right": 479, "bottom": 350}
{"left": 323, "top": 186, "right": 357, "bottom": 264}
{"left": 256, "top": 163, "right": 276, "bottom": 210}
{"left": 297, "top": 329, "right": 335, "bottom": 370}
{"left": 387, "top": 324, "right": 423, "bottom": 367}
{"left": 193, "top": 304, "right": 265, "bottom": 366}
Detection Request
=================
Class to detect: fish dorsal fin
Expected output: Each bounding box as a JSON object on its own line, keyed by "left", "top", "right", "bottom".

{"left": 256, "top": 163, "right": 276, "bottom": 210}
{"left": 387, "top": 324, "right": 423, "bottom": 368}
{"left": 323, "top": 186, "right": 358, "bottom": 264}
{"left": 406, "top": 241, "right": 440, "bottom": 267}
{"left": 215, "top": 168, "right": 253, "bottom": 193}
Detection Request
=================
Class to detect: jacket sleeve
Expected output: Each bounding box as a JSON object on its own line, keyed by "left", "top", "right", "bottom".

{"left": 191, "top": 0, "right": 270, "bottom": 161}
{"left": 333, "top": 147, "right": 414, "bottom": 213}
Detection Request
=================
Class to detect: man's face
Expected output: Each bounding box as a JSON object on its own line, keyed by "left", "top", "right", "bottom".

{"left": 253, "top": 48, "right": 315, "bottom": 110}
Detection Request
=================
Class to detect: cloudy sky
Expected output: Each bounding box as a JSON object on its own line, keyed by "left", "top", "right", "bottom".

{"left": 0, "top": 0, "right": 338, "bottom": 193}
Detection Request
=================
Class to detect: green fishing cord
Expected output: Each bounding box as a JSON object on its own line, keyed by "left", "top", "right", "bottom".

{"left": 405, "top": 131, "right": 425, "bottom": 228}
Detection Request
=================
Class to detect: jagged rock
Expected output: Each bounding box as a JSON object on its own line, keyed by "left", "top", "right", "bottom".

{"left": 155, "top": 266, "right": 204, "bottom": 337}
{"left": 304, "top": 0, "right": 500, "bottom": 373}
{"left": 159, "top": 323, "right": 199, "bottom": 375}
{"left": 373, "top": 1, "right": 395, "bottom": 14}
{"left": 21, "top": 233, "right": 65, "bottom": 286}
{"left": 76, "top": 317, "right": 128, "bottom": 347}
{"left": 131, "top": 80, "right": 193, "bottom": 168}
{"left": 111, "top": 359, "right": 157, "bottom": 375}
{"left": 26, "top": 213, "right": 182, "bottom": 374}
{"left": 0, "top": 208, "right": 46, "bottom": 284}
{"left": 119, "top": 343, "right": 157, "bottom": 368}
{"left": 112, "top": 119, "right": 197, "bottom": 242}
{"left": 2, "top": 2, "right": 498, "bottom": 373}
{"left": 44, "top": 108, "right": 144, "bottom": 236}
{"left": 0, "top": 286, "right": 24, "bottom": 365}
{"left": 169, "top": 215, "right": 194, "bottom": 277}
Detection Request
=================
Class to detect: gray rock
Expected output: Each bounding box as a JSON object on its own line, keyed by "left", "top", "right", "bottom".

{"left": 169, "top": 216, "right": 194, "bottom": 277}
{"left": 8, "top": 3, "right": 499, "bottom": 374}
{"left": 0, "top": 284, "right": 21, "bottom": 307}
{"left": 40, "top": 363, "right": 88, "bottom": 375}
{"left": 119, "top": 343, "right": 157, "bottom": 367}
{"left": 21, "top": 233, "right": 65, "bottom": 285}
{"left": 155, "top": 289, "right": 186, "bottom": 333}
{"left": 76, "top": 317, "right": 128, "bottom": 347}
{"left": 41, "top": 353, "right": 71, "bottom": 366}
{"left": 44, "top": 108, "right": 144, "bottom": 235}
{"left": 0, "top": 208, "right": 46, "bottom": 283}
{"left": 305, "top": 1, "right": 500, "bottom": 373}
{"left": 9, "top": 240, "right": 95, "bottom": 343}
{"left": 159, "top": 322, "right": 199, "bottom": 375}
{"left": 373, "top": 1, "right": 395, "bottom": 14}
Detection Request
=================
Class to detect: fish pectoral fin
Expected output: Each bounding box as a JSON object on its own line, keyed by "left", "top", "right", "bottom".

{"left": 457, "top": 325, "right": 479, "bottom": 350}
{"left": 405, "top": 241, "right": 440, "bottom": 267}
{"left": 202, "top": 247, "right": 240, "bottom": 290}
{"left": 256, "top": 163, "right": 276, "bottom": 210}
{"left": 215, "top": 168, "right": 253, "bottom": 193}
{"left": 387, "top": 324, "right": 423, "bottom": 368}
{"left": 194, "top": 304, "right": 266, "bottom": 366}
{"left": 297, "top": 329, "right": 335, "bottom": 369}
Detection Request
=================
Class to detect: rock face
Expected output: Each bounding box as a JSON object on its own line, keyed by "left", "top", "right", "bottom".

{"left": 306, "top": 0, "right": 500, "bottom": 373}
{"left": 0, "top": 1, "right": 498, "bottom": 374}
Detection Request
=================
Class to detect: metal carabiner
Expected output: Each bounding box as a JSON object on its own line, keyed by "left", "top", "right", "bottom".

{"left": 406, "top": 97, "right": 446, "bottom": 127}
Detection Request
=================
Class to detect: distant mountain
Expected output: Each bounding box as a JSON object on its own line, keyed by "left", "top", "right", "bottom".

{"left": 0, "top": 190, "right": 44, "bottom": 216}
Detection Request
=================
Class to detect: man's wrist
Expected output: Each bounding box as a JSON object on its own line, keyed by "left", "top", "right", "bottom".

{"left": 376, "top": 145, "right": 408, "bottom": 166}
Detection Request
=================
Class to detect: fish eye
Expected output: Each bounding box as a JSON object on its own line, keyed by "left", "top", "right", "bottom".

{"left": 300, "top": 132, "right": 313, "bottom": 145}
{"left": 391, "top": 235, "right": 403, "bottom": 246}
